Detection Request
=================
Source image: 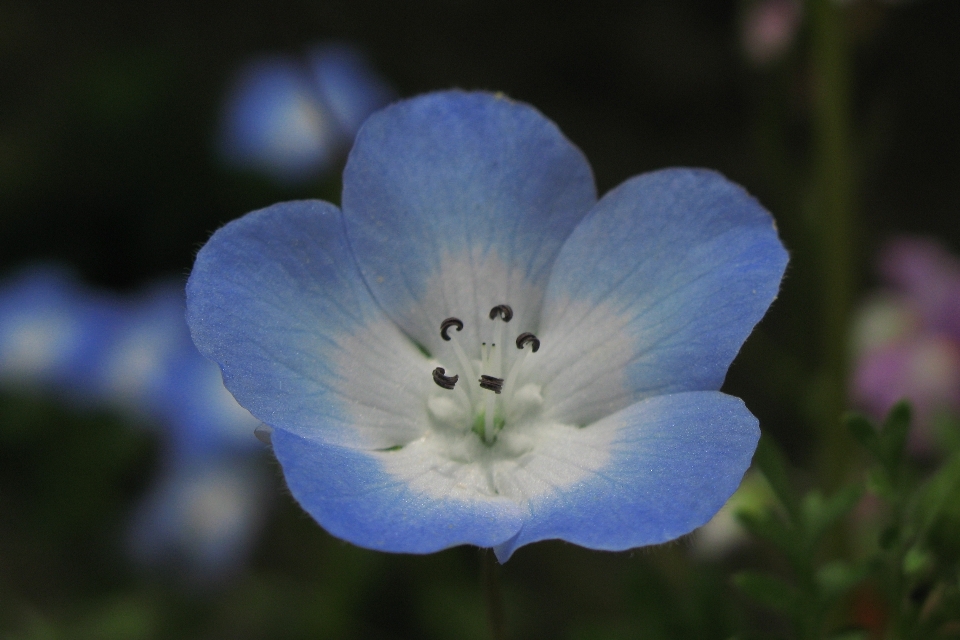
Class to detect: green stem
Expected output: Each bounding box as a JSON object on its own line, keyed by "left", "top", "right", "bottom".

{"left": 482, "top": 549, "right": 506, "bottom": 640}
{"left": 808, "top": 0, "right": 857, "bottom": 491}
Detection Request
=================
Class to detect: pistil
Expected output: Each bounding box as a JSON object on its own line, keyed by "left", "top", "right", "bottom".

{"left": 481, "top": 342, "right": 496, "bottom": 443}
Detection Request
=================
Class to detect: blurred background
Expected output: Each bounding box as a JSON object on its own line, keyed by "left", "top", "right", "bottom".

{"left": 1, "top": 0, "right": 959, "bottom": 638}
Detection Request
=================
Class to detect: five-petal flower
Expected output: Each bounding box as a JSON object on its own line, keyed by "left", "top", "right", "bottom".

{"left": 187, "top": 90, "right": 788, "bottom": 561}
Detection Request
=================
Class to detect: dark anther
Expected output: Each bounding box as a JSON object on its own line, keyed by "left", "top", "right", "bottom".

{"left": 433, "top": 367, "right": 459, "bottom": 390}
{"left": 440, "top": 317, "right": 464, "bottom": 341}
{"left": 515, "top": 332, "right": 540, "bottom": 353}
{"left": 488, "top": 304, "right": 513, "bottom": 322}
{"left": 479, "top": 375, "right": 505, "bottom": 394}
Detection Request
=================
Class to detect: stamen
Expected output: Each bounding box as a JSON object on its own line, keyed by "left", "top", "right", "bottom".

{"left": 515, "top": 332, "right": 540, "bottom": 352}
{"left": 489, "top": 307, "right": 512, "bottom": 379}
{"left": 505, "top": 332, "right": 540, "bottom": 401}
{"left": 488, "top": 305, "right": 513, "bottom": 322}
{"left": 440, "top": 317, "right": 464, "bottom": 341}
{"left": 439, "top": 317, "right": 476, "bottom": 394}
{"left": 432, "top": 367, "right": 459, "bottom": 390}
{"left": 479, "top": 374, "right": 504, "bottom": 394}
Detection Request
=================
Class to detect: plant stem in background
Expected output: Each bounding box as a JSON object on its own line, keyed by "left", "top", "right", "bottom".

{"left": 482, "top": 549, "right": 506, "bottom": 640}
{"left": 808, "top": 0, "right": 857, "bottom": 491}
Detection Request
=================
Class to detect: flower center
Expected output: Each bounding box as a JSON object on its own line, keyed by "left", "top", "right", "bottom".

{"left": 427, "top": 304, "right": 544, "bottom": 445}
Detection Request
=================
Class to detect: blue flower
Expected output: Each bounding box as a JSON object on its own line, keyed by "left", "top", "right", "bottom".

{"left": 0, "top": 266, "right": 119, "bottom": 393}
{"left": 102, "top": 285, "right": 269, "bottom": 578}
{"left": 0, "top": 266, "right": 269, "bottom": 577}
{"left": 219, "top": 45, "right": 394, "bottom": 183}
{"left": 94, "top": 283, "right": 195, "bottom": 412}
{"left": 126, "top": 454, "right": 270, "bottom": 581}
{"left": 187, "top": 91, "right": 789, "bottom": 561}
{"left": 95, "top": 281, "right": 262, "bottom": 455}
{"left": 306, "top": 45, "right": 395, "bottom": 142}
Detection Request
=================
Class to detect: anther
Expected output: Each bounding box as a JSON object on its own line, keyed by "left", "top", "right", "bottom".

{"left": 440, "top": 317, "right": 464, "bottom": 341}
{"left": 479, "top": 375, "right": 504, "bottom": 394}
{"left": 488, "top": 305, "right": 513, "bottom": 322}
{"left": 433, "top": 367, "right": 459, "bottom": 390}
{"left": 515, "top": 332, "right": 540, "bottom": 352}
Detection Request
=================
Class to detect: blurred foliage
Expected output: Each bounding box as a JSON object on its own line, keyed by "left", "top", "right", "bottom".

{"left": 734, "top": 403, "right": 960, "bottom": 639}
{"left": 2, "top": 0, "right": 960, "bottom": 638}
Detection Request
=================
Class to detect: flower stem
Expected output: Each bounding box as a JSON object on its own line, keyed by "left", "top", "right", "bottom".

{"left": 808, "top": 0, "right": 857, "bottom": 491}
{"left": 481, "top": 549, "right": 506, "bottom": 640}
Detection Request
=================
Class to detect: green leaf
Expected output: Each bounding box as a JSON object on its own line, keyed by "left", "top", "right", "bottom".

{"left": 754, "top": 435, "right": 800, "bottom": 524}
{"left": 804, "top": 483, "right": 864, "bottom": 544}
{"left": 736, "top": 509, "right": 800, "bottom": 559}
{"left": 902, "top": 546, "right": 933, "bottom": 577}
{"left": 843, "top": 411, "right": 884, "bottom": 462}
{"left": 880, "top": 401, "right": 911, "bottom": 472}
{"left": 733, "top": 571, "right": 800, "bottom": 617}
{"left": 816, "top": 560, "right": 872, "bottom": 603}
{"left": 845, "top": 412, "right": 883, "bottom": 460}
{"left": 878, "top": 525, "right": 899, "bottom": 550}
{"left": 865, "top": 467, "right": 896, "bottom": 501}
{"left": 828, "top": 631, "right": 868, "bottom": 640}
{"left": 915, "top": 451, "right": 960, "bottom": 533}
{"left": 935, "top": 412, "right": 960, "bottom": 454}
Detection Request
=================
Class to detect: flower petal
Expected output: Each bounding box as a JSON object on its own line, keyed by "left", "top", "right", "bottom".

{"left": 272, "top": 427, "right": 524, "bottom": 553}
{"left": 493, "top": 390, "right": 759, "bottom": 561}
{"left": 186, "top": 200, "right": 433, "bottom": 449}
{"left": 341, "top": 91, "right": 597, "bottom": 358}
{"left": 536, "top": 168, "right": 788, "bottom": 425}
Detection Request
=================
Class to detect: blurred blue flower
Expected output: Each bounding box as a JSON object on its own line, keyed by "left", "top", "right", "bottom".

{"left": 219, "top": 44, "right": 394, "bottom": 183}
{"left": 95, "top": 280, "right": 261, "bottom": 455}
{"left": 0, "top": 267, "right": 118, "bottom": 393}
{"left": 308, "top": 45, "right": 395, "bottom": 142}
{"left": 188, "top": 91, "right": 788, "bottom": 561}
{"left": 126, "top": 454, "right": 270, "bottom": 581}
{"left": 0, "top": 266, "right": 268, "bottom": 577}
{"left": 104, "top": 283, "right": 268, "bottom": 579}
{"left": 95, "top": 283, "right": 195, "bottom": 413}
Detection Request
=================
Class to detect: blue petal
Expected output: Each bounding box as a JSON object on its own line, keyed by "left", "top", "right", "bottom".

{"left": 341, "top": 91, "right": 597, "bottom": 357}
{"left": 272, "top": 427, "right": 523, "bottom": 553}
{"left": 493, "top": 391, "right": 759, "bottom": 561}
{"left": 186, "top": 200, "right": 432, "bottom": 449}
{"left": 536, "top": 169, "right": 788, "bottom": 426}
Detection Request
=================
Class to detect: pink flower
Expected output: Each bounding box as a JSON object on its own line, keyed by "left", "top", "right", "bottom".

{"left": 851, "top": 237, "right": 960, "bottom": 454}
{"left": 741, "top": 0, "right": 803, "bottom": 66}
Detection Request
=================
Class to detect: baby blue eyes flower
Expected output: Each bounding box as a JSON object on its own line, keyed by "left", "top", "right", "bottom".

{"left": 187, "top": 90, "right": 789, "bottom": 561}
{"left": 0, "top": 267, "right": 117, "bottom": 392}
{"left": 127, "top": 454, "right": 270, "bottom": 581}
{"left": 219, "top": 44, "right": 394, "bottom": 183}
{"left": 0, "top": 267, "right": 269, "bottom": 578}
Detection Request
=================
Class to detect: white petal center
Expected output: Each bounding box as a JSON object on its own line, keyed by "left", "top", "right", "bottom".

{"left": 325, "top": 253, "right": 641, "bottom": 502}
